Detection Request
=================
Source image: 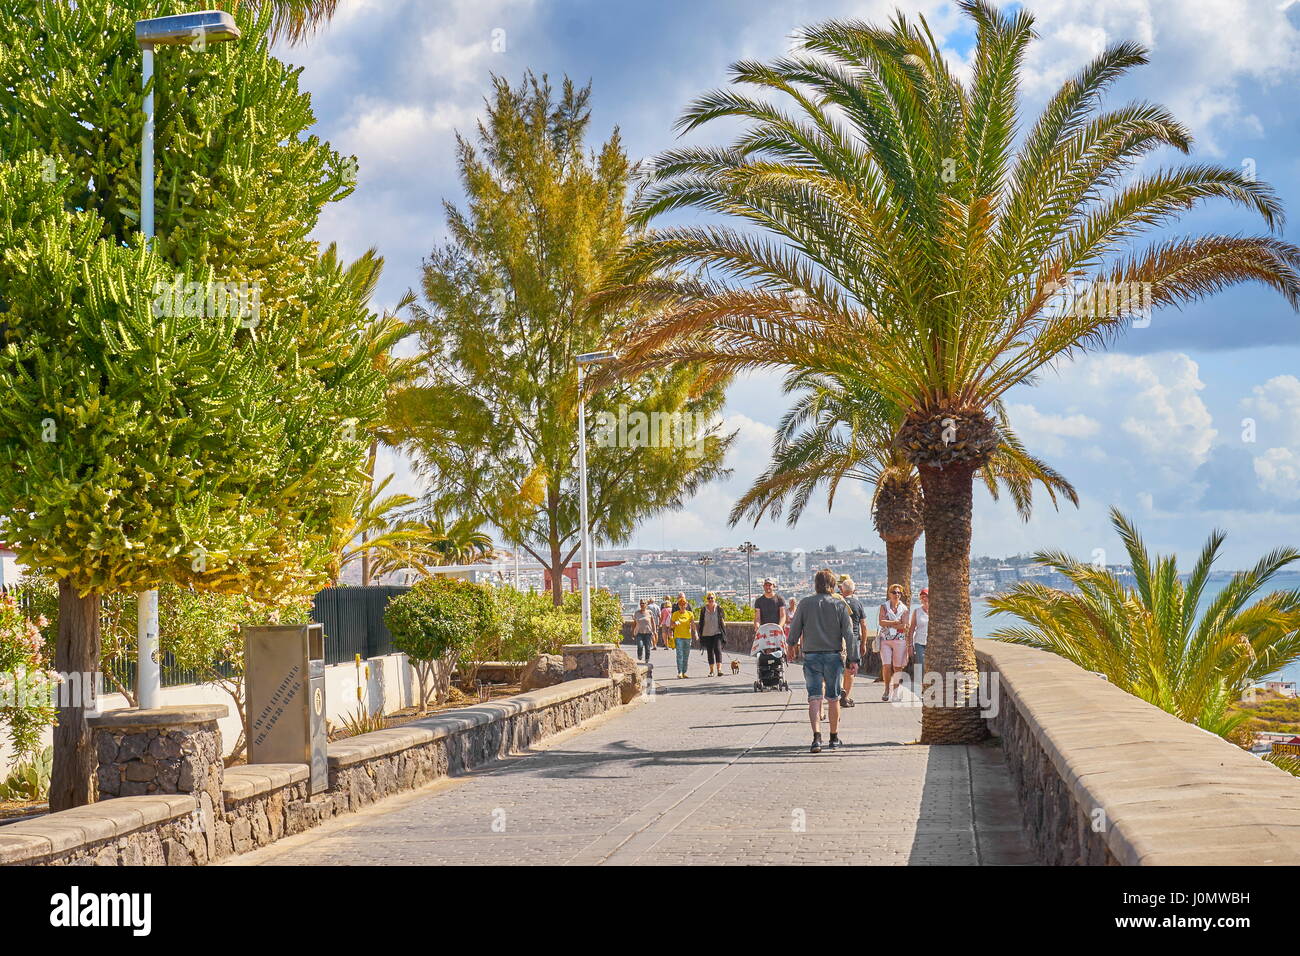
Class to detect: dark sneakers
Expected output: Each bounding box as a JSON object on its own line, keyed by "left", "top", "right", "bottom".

{"left": 828, "top": 734, "right": 841, "bottom": 750}
{"left": 810, "top": 732, "right": 822, "bottom": 754}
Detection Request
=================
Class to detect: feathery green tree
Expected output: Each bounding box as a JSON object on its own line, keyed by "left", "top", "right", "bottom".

{"left": 394, "top": 73, "right": 732, "bottom": 604}
{"left": 0, "top": 1, "right": 382, "bottom": 808}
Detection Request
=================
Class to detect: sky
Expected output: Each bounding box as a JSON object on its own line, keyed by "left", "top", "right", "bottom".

{"left": 279, "top": 0, "right": 1300, "bottom": 569}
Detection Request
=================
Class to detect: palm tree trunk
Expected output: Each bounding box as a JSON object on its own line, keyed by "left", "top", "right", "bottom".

{"left": 361, "top": 438, "right": 378, "bottom": 586}
{"left": 884, "top": 536, "right": 916, "bottom": 597}
{"left": 916, "top": 461, "right": 986, "bottom": 744}
{"left": 50, "top": 580, "right": 100, "bottom": 810}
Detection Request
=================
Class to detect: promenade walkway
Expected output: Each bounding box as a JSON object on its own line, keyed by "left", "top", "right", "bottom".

{"left": 228, "top": 646, "right": 1032, "bottom": 866}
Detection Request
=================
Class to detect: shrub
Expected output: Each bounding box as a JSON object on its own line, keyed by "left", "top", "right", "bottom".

{"left": 717, "top": 596, "right": 748, "bottom": 622}
{"left": 561, "top": 589, "right": 623, "bottom": 644}
{"left": 386, "top": 578, "right": 499, "bottom": 711}
{"left": 0, "top": 745, "right": 52, "bottom": 801}
{"left": 0, "top": 593, "right": 56, "bottom": 759}
{"left": 489, "top": 586, "right": 588, "bottom": 665}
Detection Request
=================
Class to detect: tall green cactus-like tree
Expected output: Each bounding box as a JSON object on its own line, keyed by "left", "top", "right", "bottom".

{"left": 0, "top": 0, "right": 385, "bottom": 809}
{"left": 0, "top": 0, "right": 354, "bottom": 293}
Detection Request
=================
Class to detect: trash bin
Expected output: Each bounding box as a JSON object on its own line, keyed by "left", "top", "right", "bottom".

{"left": 244, "top": 623, "right": 328, "bottom": 794}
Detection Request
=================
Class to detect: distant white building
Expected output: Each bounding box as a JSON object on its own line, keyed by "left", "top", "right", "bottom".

{"left": 1259, "top": 680, "right": 1298, "bottom": 699}
{"left": 0, "top": 544, "right": 18, "bottom": 591}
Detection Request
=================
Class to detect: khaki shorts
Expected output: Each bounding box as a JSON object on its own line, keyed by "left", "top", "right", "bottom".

{"left": 880, "top": 637, "right": 908, "bottom": 668}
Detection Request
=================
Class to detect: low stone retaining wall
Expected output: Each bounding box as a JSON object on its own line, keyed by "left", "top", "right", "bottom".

{"left": 329, "top": 677, "right": 622, "bottom": 813}
{"left": 977, "top": 639, "right": 1300, "bottom": 866}
{"left": 0, "top": 675, "right": 631, "bottom": 866}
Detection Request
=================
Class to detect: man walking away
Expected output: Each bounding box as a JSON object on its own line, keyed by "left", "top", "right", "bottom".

{"left": 789, "top": 569, "right": 858, "bottom": 753}
{"left": 837, "top": 576, "right": 867, "bottom": 708}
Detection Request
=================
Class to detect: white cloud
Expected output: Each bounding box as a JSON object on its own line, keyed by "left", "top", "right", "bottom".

{"left": 1023, "top": 352, "right": 1216, "bottom": 480}
{"left": 1006, "top": 403, "right": 1101, "bottom": 456}
{"left": 1254, "top": 447, "right": 1300, "bottom": 501}
{"left": 1016, "top": 0, "right": 1300, "bottom": 155}
{"left": 1242, "top": 374, "right": 1300, "bottom": 447}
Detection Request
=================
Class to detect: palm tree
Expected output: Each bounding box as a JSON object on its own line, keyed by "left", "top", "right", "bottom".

{"left": 369, "top": 511, "right": 496, "bottom": 582}
{"left": 323, "top": 243, "right": 421, "bottom": 585}
{"left": 988, "top": 509, "right": 1300, "bottom": 743}
{"left": 224, "top": 1, "right": 340, "bottom": 45}
{"left": 731, "top": 372, "right": 1076, "bottom": 599}
{"left": 598, "top": 1, "right": 1300, "bottom": 742}
{"left": 327, "top": 475, "right": 421, "bottom": 585}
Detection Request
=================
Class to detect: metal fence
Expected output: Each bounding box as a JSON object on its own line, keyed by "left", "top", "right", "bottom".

{"left": 103, "top": 657, "right": 238, "bottom": 692}
{"left": 311, "top": 585, "right": 410, "bottom": 665}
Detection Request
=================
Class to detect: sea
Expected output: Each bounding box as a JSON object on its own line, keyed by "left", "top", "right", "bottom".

{"left": 970, "top": 571, "right": 1300, "bottom": 686}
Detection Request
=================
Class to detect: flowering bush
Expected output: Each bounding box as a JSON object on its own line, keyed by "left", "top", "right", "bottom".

{"left": 0, "top": 593, "right": 57, "bottom": 758}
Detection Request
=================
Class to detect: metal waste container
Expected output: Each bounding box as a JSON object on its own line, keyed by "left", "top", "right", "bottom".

{"left": 244, "top": 623, "right": 328, "bottom": 794}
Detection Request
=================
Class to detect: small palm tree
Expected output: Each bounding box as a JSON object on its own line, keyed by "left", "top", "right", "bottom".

{"left": 598, "top": 1, "right": 1300, "bottom": 742}
{"left": 369, "top": 511, "right": 497, "bottom": 582}
{"left": 327, "top": 474, "right": 420, "bottom": 585}
{"left": 988, "top": 509, "right": 1300, "bottom": 740}
{"left": 731, "top": 372, "right": 1076, "bottom": 596}
{"left": 323, "top": 243, "right": 421, "bottom": 584}
{"left": 224, "top": 1, "right": 339, "bottom": 45}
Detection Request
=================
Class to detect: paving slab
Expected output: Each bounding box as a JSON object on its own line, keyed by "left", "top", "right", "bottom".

{"left": 227, "top": 647, "right": 1032, "bottom": 866}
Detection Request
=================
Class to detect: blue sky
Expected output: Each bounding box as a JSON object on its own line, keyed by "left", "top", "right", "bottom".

{"left": 283, "top": 0, "right": 1300, "bottom": 568}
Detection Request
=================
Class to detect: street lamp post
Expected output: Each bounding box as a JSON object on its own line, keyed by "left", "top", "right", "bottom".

{"left": 134, "top": 10, "right": 241, "bottom": 709}
{"left": 575, "top": 351, "right": 617, "bottom": 643}
{"left": 697, "top": 555, "right": 713, "bottom": 594}
{"left": 739, "top": 541, "right": 758, "bottom": 608}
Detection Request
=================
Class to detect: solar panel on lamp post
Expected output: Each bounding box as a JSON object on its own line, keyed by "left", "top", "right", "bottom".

{"left": 133, "top": 10, "right": 241, "bottom": 710}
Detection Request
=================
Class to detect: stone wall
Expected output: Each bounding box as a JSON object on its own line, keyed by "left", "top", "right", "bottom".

{"left": 0, "top": 676, "right": 632, "bottom": 866}
{"left": 329, "top": 677, "right": 623, "bottom": 813}
{"left": 977, "top": 639, "right": 1300, "bottom": 866}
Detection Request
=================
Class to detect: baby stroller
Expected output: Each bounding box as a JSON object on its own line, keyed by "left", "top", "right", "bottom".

{"left": 751, "top": 623, "right": 790, "bottom": 692}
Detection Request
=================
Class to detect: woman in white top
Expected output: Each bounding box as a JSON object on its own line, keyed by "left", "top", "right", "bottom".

{"left": 906, "top": 587, "right": 929, "bottom": 688}
{"left": 877, "top": 584, "right": 910, "bottom": 702}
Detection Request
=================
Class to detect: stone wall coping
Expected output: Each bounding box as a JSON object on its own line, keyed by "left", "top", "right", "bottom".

{"left": 328, "top": 677, "right": 616, "bottom": 769}
{"left": 88, "top": 704, "right": 229, "bottom": 728}
{"left": 976, "top": 639, "right": 1300, "bottom": 866}
{"left": 562, "top": 643, "right": 617, "bottom": 653}
{"left": 0, "top": 794, "right": 196, "bottom": 864}
{"left": 222, "top": 763, "right": 310, "bottom": 803}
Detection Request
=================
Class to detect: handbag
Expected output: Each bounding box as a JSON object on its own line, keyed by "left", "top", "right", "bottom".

{"left": 871, "top": 635, "right": 880, "bottom": 653}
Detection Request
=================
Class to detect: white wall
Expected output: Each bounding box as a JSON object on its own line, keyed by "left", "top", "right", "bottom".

{"left": 0, "top": 651, "right": 423, "bottom": 777}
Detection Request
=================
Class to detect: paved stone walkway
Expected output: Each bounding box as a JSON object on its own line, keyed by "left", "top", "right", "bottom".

{"left": 228, "top": 646, "right": 1032, "bottom": 866}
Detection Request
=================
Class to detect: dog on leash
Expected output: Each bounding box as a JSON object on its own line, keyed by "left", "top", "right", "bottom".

{"left": 730, "top": 660, "right": 741, "bottom": 674}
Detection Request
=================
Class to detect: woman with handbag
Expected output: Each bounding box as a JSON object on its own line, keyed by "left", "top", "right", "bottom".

{"left": 697, "top": 592, "right": 727, "bottom": 676}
